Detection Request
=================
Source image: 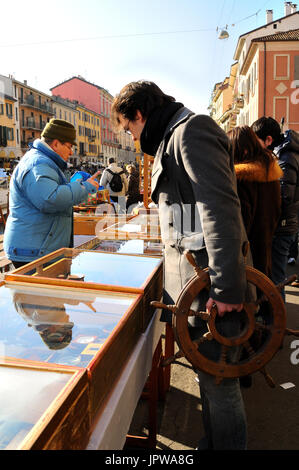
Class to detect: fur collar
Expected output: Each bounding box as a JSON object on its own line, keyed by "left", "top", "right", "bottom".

{"left": 234, "top": 159, "right": 283, "bottom": 183}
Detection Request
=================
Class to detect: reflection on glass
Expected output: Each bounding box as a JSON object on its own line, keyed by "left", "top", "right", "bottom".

{"left": 21, "top": 252, "right": 161, "bottom": 289}
{"left": 0, "top": 367, "right": 70, "bottom": 449}
{"left": 0, "top": 284, "right": 135, "bottom": 367}
{"left": 74, "top": 235, "right": 96, "bottom": 248}
{"left": 76, "top": 239, "right": 164, "bottom": 256}
{"left": 68, "top": 252, "right": 160, "bottom": 287}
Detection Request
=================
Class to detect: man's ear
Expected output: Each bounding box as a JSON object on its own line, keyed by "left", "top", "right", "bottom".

{"left": 265, "top": 135, "right": 274, "bottom": 147}
{"left": 135, "top": 110, "right": 146, "bottom": 123}
{"left": 49, "top": 139, "right": 59, "bottom": 151}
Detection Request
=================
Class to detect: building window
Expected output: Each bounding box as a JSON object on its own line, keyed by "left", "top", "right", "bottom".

{"left": 6, "top": 103, "right": 13, "bottom": 118}
{"left": 295, "top": 56, "right": 299, "bottom": 81}
{"left": 274, "top": 54, "right": 290, "bottom": 80}
{"left": 7, "top": 128, "right": 14, "bottom": 141}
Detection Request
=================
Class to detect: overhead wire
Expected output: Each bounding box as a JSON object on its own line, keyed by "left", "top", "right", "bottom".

{"left": 0, "top": 4, "right": 271, "bottom": 49}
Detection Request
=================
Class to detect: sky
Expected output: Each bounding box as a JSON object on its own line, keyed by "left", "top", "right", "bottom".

{"left": 0, "top": 0, "right": 292, "bottom": 113}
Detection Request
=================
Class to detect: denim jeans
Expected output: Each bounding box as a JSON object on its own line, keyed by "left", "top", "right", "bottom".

{"left": 197, "top": 371, "right": 247, "bottom": 450}
{"left": 191, "top": 311, "right": 247, "bottom": 450}
{"left": 271, "top": 234, "right": 296, "bottom": 301}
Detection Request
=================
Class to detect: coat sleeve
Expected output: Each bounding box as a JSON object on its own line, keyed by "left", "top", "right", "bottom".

{"left": 279, "top": 152, "right": 298, "bottom": 211}
{"left": 122, "top": 173, "right": 128, "bottom": 193}
{"left": 22, "top": 163, "right": 96, "bottom": 213}
{"left": 178, "top": 115, "right": 248, "bottom": 304}
{"left": 100, "top": 169, "right": 109, "bottom": 188}
{"left": 236, "top": 181, "right": 257, "bottom": 237}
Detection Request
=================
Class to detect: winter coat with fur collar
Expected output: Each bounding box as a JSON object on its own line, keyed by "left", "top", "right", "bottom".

{"left": 235, "top": 159, "right": 282, "bottom": 277}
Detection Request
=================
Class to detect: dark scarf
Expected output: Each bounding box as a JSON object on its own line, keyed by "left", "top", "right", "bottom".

{"left": 140, "top": 102, "right": 184, "bottom": 156}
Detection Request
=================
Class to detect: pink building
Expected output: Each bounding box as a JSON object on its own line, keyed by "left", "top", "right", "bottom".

{"left": 50, "top": 76, "right": 118, "bottom": 163}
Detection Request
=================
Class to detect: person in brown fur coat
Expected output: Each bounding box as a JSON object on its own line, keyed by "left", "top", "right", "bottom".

{"left": 228, "top": 126, "right": 282, "bottom": 279}
{"left": 228, "top": 126, "right": 283, "bottom": 388}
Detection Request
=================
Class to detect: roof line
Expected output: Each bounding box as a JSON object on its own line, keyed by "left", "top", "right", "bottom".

{"left": 237, "top": 10, "right": 299, "bottom": 39}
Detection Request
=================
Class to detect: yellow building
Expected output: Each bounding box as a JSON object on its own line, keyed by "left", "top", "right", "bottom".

{"left": 13, "top": 79, "right": 55, "bottom": 155}
{"left": 0, "top": 74, "right": 19, "bottom": 168}
{"left": 209, "top": 63, "right": 239, "bottom": 133}
{"left": 76, "top": 104, "right": 102, "bottom": 167}
{"left": 52, "top": 95, "right": 79, "bottom": 167}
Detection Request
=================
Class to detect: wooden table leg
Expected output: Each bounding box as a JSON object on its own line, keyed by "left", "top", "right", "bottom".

{"left": 158, "top": 322, "right": 174, "bottom": 400}
{"left": 125, "top": 337, "right": 163, "bottom": 449}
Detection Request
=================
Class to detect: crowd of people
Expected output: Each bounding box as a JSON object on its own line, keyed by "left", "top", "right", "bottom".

{"left": 2, "top": 81, "right": 299, "bottom": 450}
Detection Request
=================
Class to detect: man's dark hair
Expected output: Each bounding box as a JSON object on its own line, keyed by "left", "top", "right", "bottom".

{"left": 111, "top": 81, "right": 175, "bottom": 130}
{"left": 251, "top": 117, "right": 283, "bottom": 149}
{"left": 108, "top": 157, "right": 115, "bottom": 164}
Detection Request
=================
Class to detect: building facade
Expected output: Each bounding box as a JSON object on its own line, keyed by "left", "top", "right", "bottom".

{"left": 211, "top": 4, "right": 299, "bottom": 132}
{"left": 76, "top": 103, "right": 102, "bottom": 168}
{"left": 50, "top": 76, "right": 136, "bottom": 165}
{"left": 52, "top": 95, "right": 80, "bottom": 166}
{"left": 0, "top": 74, "right": 21, "bottom": 168}
{"left": 14, "top": 79, "right": 55, "bottom": 155}
{"left": 209, "top": 63, "right": 238, "bottom": 132}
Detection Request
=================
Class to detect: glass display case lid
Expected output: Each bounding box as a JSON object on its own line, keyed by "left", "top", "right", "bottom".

{"left": 0, "top": 282, "right": 139, "bottom": 369}
{"left": 7, "top": 250, "right": 162, "bottom": 291}
{"left": 0, "top": 365, "right": 77, "bottom": 450}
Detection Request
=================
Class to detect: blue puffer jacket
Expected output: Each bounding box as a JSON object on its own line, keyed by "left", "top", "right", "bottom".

{"left": 4, "top": 139, "right": 97, "bottom": 262}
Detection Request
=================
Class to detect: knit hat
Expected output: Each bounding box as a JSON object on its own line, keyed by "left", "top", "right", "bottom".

{"left": 41, "top": 118, "right": 77, "bottom": 145}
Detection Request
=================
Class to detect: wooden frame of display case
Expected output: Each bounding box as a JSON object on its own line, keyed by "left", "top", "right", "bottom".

{"left": 139, "top": 154, "right": 154, "bottom": 209}
{"left": 75, "top": 237, "right": 164, "bottom": 257}
{"left": 0, "top": 361, "right": 89, "bottom": 450}
{"left": 95, "top": 218, "right": 161, "bottom": 242}
{"left": 73, "top": 214, "right": 136, "bottom": 236}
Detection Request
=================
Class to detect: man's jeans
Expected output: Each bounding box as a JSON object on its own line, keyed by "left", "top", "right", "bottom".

{"left": 191, "top": 311, "right": 247, "bottom": 450}
{"left": 272, "top": 234, "right": 296, "bottom": 301}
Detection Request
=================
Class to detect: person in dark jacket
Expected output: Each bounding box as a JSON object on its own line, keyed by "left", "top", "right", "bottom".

{"left": 228, "top": 126, "right": 282, "bottom": 278}
{"left": 126, "top": 164, "right": 142, "bottom": 212}
{"left": 251, "top": 117, "right": 299, "bottom": 299}
{"left": 111, "top": 80, "right": 252, "bottom": 450}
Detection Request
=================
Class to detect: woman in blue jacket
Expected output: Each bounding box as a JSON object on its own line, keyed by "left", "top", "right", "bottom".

{"left": 4, "top": 119, "right": 99, "bottom": 267}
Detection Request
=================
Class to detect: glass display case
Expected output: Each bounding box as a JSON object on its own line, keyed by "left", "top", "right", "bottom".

{"left": 74, "top": 213, "right": 136, "bottom": 236}
{"left": 5, "top": 248, "right": 163, "bottom": 332}
{"left": 75, "top": 237, "right": 164, "bottom": 257}
{"left": 0, "top": 365, "right": 89, "bottom": 450}
{"left": 96, "top": 213, "right": 161, "bottom": 241}
{"left": 0, "top": 279, "right": 145, "bottom": 447}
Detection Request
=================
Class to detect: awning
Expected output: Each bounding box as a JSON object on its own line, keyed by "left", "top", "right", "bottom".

{"left": 9, "top": 151, "right": 15, "bottom": 159}
{"left": 0, "top": 150, "right": 6, "bottom": 158}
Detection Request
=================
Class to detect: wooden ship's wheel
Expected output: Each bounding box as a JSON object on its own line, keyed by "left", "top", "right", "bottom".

{"left": 152, "top": 250, "right": 299, "bottom": 387}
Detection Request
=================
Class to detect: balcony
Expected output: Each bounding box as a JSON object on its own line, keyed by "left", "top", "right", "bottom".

{"left": 19, "top": 95, "right": 54, "bottom": 115}
{"left": 22, "top": 117, "right": 46, "bottom": 131}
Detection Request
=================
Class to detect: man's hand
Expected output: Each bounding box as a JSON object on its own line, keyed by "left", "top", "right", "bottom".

{"left": 86, "top": 171, "right": 101, "bottom": 190}
{"left": 206, "top": 297, "right": 243, "bottom": 317}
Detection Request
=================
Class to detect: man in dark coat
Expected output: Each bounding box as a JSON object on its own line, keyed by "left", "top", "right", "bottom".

{"left": 111, "top": 81, "right": 252, "bottom": 450}
{"left": 251, "top": 117, "right": 299, "bottom": 299}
